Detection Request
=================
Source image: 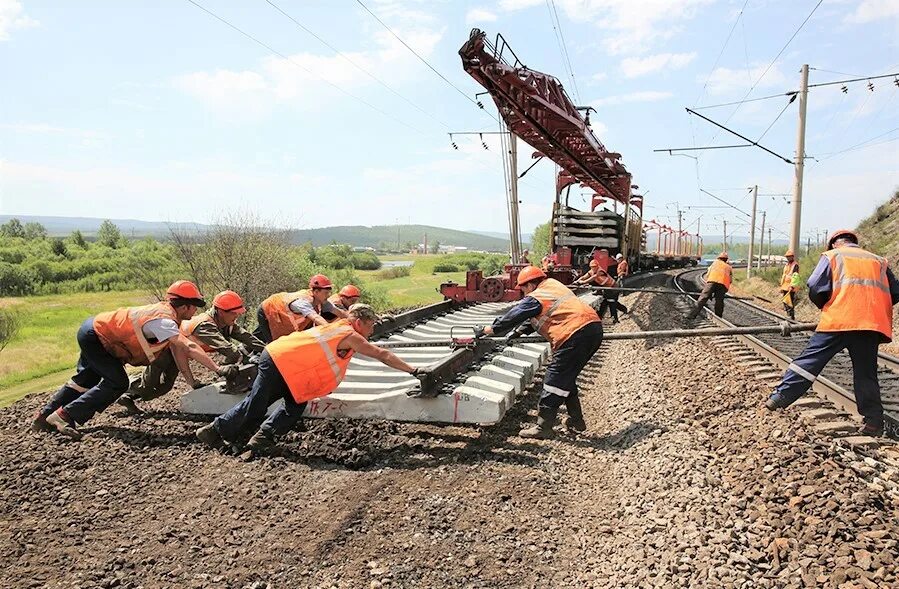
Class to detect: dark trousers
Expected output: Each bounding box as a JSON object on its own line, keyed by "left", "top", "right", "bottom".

{"left": 253, "top": 308, "right": 272, "bottom": 344}
{"left": 598, "top": 297, "right": 619, "bottom": 322}
{"left": 774, "top": 331, "right": 883, "bottom": 424}
{"left": 213, "top": 350, "right": 307, "bottom": 442}
{"left": 540, "top": 322, "right": 603, "bottom": 413}
{"left": 688, "top": 282, "right": 727, "bottom": 319}
{"left": 40, "top": 318, "right": 129, "bottom": 425}
{"left": 120, "top": 348, "right": 178, "bottom": 402}
{"left": 782, "top": 290, "right": 796, "bottom": 320}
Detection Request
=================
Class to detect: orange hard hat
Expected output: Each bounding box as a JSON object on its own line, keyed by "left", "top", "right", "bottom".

{"left": 826, "top": 229, "right": 859, "bottom": 249}
{"left": 339, "top": 284, "right": 361, "bottom": 298}
{"left": 309, "top": 274, "right": 333, "bottom": 289}
{"left": 516, "top": 266, "right": 546, "bottom": 287}
{"left": 589, "top": 259, "right": 600, "bottom": 268}
{"left": 718, "top": 251, "right": 729, "bottom": 260}
{"left": 166, "top": 280, "right": 206, "bottom": 305}
{"left": 212, "top": 290, "right": 246, "bottom": 314}
{"left": 785, "top": 249, "right": 795, "bottom": 257}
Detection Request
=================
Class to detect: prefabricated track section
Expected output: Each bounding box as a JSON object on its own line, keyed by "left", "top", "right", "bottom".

{"left": 180, "top": 299, "right": 607, "bottom": 424}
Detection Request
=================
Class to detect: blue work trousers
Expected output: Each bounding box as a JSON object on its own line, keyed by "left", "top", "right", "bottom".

{"left": 252, "top": 307, "right": 273, "bottom": 344}
{"left": 539, "top": 322, "right": 603, "bottom": 412}
{"left": 40, "top": 318, "right": 130, "bottom": 425}
{"left": 775, "top": 330, "right": 883, "bottom": 424}
{"left": 213, "top": 350, "right": 306, "bottom": 442}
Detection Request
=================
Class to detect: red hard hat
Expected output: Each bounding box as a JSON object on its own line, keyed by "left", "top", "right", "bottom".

{"left": 826, "top": 229, "right": 859, "bottom": 249}
{"left": 166, "top": 280, "right": 205, "bottom": 305}
{"left": 339, "top": 284, "right": 361, "bottom": 298}
{"left": 516, "top": 266, "right": 547, "bottom": 287}
{"left": 213, "top": 290, "right": 246, "bottom": 314}
{"left": 309, "top": 274, "right": 333, "bottom": 289}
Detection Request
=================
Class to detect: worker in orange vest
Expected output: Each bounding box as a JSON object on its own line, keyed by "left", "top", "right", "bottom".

{"left": 573, "top": 260, "right": 624, "bottom": 323}
{"left": 196, "top": 304, "right": 429, "bottom": 452}
{"left": 615, "top": 253, "right": 630, "bottom": 286}
{"left": 324, "top": 284, "right": 362, "bottom": 316}
{"left": 686, "top": 252, "right": 733, "bottom": 320}
{"left": 253, "top": 274, "right": 348, "bottom": 343}
{"left": 116, "top": 290, "right": 266, "bottom": 415}
{"left": 476, "top": 266, "right": 602, "bottom": 438}
{"left": 780, "top": 250, "right": 800, "bottom": 319}
{"left": 766, "top": 230, "right": 899, "bottom": 436}
{"left": 33, "top": 281, "right": 233, "bottom": 439}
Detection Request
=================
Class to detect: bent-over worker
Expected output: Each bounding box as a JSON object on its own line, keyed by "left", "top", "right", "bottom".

{"left": 476, "top": 267, "right": 602, "bottom": 439}
{"left": 323, "top": 284, "right": 361, "bottom": 321}
{"left": 196, "top": 304, "right": 429, "bottom": 452}
{"left": 766, "top": 230, "right": 899, "bottom": 436}
{"left": 686, "top": 252, "right": 733, "bottom": 320}
{"left": 117, "top": 290, "right": 265, "bottom": 415}
{"left": 780, "top": 250, "right": 800, "bottom": 320}
{"left": 573, "top": 260, "right": 625, "bottom": 323}
{"left": 253, "top": 274, "right": 347, "bottom": 343}
{"left": 32, "top": 281, "right": 231, "bottom": 439}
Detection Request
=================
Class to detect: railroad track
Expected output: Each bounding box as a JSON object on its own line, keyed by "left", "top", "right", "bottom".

{"left": 674, "top": 267, "right": 899, "bottom": 439}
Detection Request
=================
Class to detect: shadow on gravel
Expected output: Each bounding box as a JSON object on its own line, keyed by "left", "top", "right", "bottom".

{"left": 564, "top": 420, "right": 663, "bottom": 452}
{"left": 93, "top": 424, "right": 199, "bottom": 448}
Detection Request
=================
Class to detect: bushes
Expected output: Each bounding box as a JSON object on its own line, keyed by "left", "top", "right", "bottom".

{"left": 0, "top": 307, "right": 22, "bottom": 352}
{"left": 433, "top": 263, "right": 460, "bottom": 272}
{"left": 375, "top": 266, "right": 411, "bottom": 280}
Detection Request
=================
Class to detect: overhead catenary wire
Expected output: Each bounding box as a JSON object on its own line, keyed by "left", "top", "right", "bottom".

{"left": 755, "top": 92, "right": 797, "bottom": 142}
{"left": 546, "top": 0, "right": 580, "bottom": 103}
{"left": 695, "top": 0, "right": 750, "bottom": 106}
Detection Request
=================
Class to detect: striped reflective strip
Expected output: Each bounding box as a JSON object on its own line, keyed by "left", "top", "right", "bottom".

{"left": 129, "top": 309, "right": 158, "bottom": 363}
{"left": 831, "top": 250, "right": 890, "bottom": 295}
{"left": 543, "top": 383, "right": 571, "bottom": 398}
{"left": 833, "top": 278, "right": 890, "bottom": 293}
{"left": 313, "top": 326, "right": 353, "bottom": 381}
{"left": 65, "top": 380, "right": 89, "bottom": 393}
{"left": 535, "top": 293, "right": 576, "bottom": 331}
{"left": 787, "top": 362, "right": 817, "bottom": 383}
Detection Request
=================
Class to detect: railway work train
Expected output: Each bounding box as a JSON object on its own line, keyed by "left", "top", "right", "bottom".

{"left": 440, "top": 29, "right": 701, "bottom": 304}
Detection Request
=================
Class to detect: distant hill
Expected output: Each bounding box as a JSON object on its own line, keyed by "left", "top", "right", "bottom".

{"left": 856, "top": 190, "right": 899, "bottom": 261}
{"left": 470, "top": 229, "right": 534, "bottom": 244}
{"left": 0, "top": 215, "right": 510, "bottom": 251}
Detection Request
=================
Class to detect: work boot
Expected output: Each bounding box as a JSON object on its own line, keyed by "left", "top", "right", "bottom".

{"left": 519, "top": 408, "right": 557, "bottom": 439}
{"left": 246, "top": 430, "right": 275, "bottom": 452}
{"left": 46, "top": 410, "right": 83, "bottom": 440}
{"left": 564, "top": 397, "right": 587, "bottom": 432}
{"left": 765, "top": 392, "right": 789, "bottom": 411}
{"left": 29, "top": 411, "right": 55, "bottom": 433}
{"left": 860, "top": 421, "right": 884, "bottom": 437}
{"left": 116, "top": 395, "right": 144, "bottom": 416}
{"left": 196, "top": 423, "right": 225, "bottom": 449}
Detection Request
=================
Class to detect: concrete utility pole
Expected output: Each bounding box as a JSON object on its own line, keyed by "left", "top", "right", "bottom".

{"left": 768, "top": 228, "right": 773, "bottom": 260}
{"left": 789, "top": 64, "right": 810, "bottom": 254}
{"left": 722, "top": 220, "right": 727, "bottom": 254}
{"left": 504, "top": 126, "right": 522, "bottom": 263}
{"left": 677, "top": 209, "right": 683, "bottom": 256}
{"left": 757, "top": 211, "right": 766, "bottom": 269}
{"left": 747, "top": 185, "right": 758, "bottom": 278}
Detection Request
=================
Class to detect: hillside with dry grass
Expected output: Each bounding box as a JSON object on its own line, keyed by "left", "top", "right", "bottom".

{"left": 856, "top": 189, "right": 899, "bottom": 263}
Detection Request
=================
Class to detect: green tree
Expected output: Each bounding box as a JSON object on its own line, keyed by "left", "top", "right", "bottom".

{"left": 23, "top": 222, "right": 47, "bottom": 240}
{"left": 70, "top": 230, "right": 87, "bottom": 248}
{"left": 529, "top": 220, "right": 552, "bottom": 259}
{"left": 51, "top": 237, "right": 68, "bottom": 257}
{"left": 97, "top": 219, "right": 123, "bottom": 248}
{"left": 0, "top": 218, "right": 25, "bottom": 238}
{"left": 0, "top": 308, "right": 22, "bottom": 353}
{"left": 430, "top": 240, "right": 441, "bottom": 254}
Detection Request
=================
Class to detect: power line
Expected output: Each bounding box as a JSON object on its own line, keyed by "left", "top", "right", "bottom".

{"left": 546, "top": 0, "right": 580, "bottom": 103}
{"left": 756, "top": 92, "right": 797, "bottom": 142}
{"left": 695, "top": 0, "right": 750, "bottom": 106}
{"left": 808, "top": 71, "right": 899, "bottom": 89}
{"left": 817, "top": 127, "right": 899, "bottom": 159}
{"left": 183, "top": 0, "right": 424, "bottom": 133}
{"left": 694, "top": 91, "right": 796, "bottom": 110}
{"left": 353, "top": 0, "right": 498, "bottom": 123}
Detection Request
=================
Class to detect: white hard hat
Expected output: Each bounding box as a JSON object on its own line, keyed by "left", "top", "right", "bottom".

{"left": 615, "top": 253, "right": 623, "bottom": 260}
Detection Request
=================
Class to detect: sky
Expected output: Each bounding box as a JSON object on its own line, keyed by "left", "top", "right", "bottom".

{"left": 1, "top": 0, "right": 897, "bottom": 244}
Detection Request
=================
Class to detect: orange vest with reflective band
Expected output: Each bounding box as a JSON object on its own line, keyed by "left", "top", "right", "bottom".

{"left": 327, "top": 293, "right": 348, "bottom": 311}
{"left": 781, "top": 261, "right": 799, "bottom": 292}
{"left": 528, "top": 279, "right": 600, "bottom": 349}
{"left": 592, "top": 271, "right": 615, "bottom": 287}
{"left": 617, "top": 260, "right": 629, "bottom": 278}
{"left": 260, "top": 290, "right": 317, "bottom": 340}
{"left": 180, "top": 311, "right": 217, "bottom": 352}
{"left": 817, "top": 247, "right": 893, "bottom": 342}
{"left": 706, "top": 260, "right": 732, "bottom": 289}
{"left": 93, "top": 302, "right": 177, "bottom": 366}
{"left": 267, "top": 319, "right": 356, "bottom": 403}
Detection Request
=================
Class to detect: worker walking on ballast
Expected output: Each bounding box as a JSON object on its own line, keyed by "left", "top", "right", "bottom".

{"left": 196, "top": 304, "right": 429, "bottom": 452}
{"left": 117, "top": 290, "right": 265, "bottom": 415}
{"left": 780, "top": 250, "right": 801, "bottom": 320}
{"left": 476, "top": 266, "right": 602, "bottom": 439}
{"left": 686, "top": 252, "right": 733, "bottom": 320}
{"left": 766, "top": 230, "right": 899, "bottom": 436}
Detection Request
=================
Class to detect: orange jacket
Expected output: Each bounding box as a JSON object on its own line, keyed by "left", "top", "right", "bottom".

{"left": 592, "top": 271, "right": 615, "bottom": 287}
{"left": 327, "top": 293, "right": 349, "bottom": 311}
{"left": 817, "top": 247, "right": 893, "bottom": 342}
{"left": 616, "top": 260, "right": 629, "bottom": 278}
{"left": 260, "top": 290, "right": 317, "bottom": 340}
{"left": 780, "top": 261, "right": 799, "bottom": 293}
{"left": 93, "top": 302, "right": 177, "bottom": 366}
{"left": 706, "top": 260, "right": 733, "bottom": 290}
{"left": 180, "top": 311, "right": 216, "bottom": 352}
{"left": 267, "top": 319, "right": 356, "bottom": 403}
{"left": 528, "top": 279, "right": 600, "bottom": 349}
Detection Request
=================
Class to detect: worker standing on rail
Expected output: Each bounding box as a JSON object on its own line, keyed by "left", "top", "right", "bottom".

{"left": 780, "top": 250, "right": 801, "bottom": 320}
{"left": 475, "top": 267, "right": 602, "bottom": 439}
{"left": 196, "top": 304, "right": 428, "bottom": 452}
{"left": 615, "top": 253, "right": 630, "bottom": 286}
{"left": 253, "top": 274, "right": 348, "bottom": 343}
{"left": 766, "top": 230, "right": 899, "bottom": 436}
{"left": 32, "top": 281, "right": 234, "bottom": 439}
{"left": 573, "top": 260, "right": 624, "bottom": 323}
{"left": 116, "top": 290, "right": 265, "bottom": 415}
{"left": 686, "top": 252, "right": 733, "bottom": 320}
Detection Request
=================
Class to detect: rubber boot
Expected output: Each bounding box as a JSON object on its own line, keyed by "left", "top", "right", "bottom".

{"left": 246, "top": 429, "right": 276, "bottom": 452}
{"left": 519, "top": 407, "right": 557, "bottom": 439}
{"left": 564, "top": 396, "right": 587, "bottom": 432}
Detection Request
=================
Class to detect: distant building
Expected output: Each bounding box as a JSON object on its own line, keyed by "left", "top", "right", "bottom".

{"left": 352, "top": 246, "right": 376, "bottom": 252}
{"left": 438, "top": 245, "right": 468, "bottom": 254}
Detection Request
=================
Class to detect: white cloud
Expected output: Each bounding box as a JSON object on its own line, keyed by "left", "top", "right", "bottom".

{"left": 592, "top": 91, "right": 673, "bottom": 107}
{"left": 0, "top": 0, "right": 38, "bottom": 41}
{"left": 466, "top": 8, "right": 497, "bottom": 24}
{"left": 589, "top": 72, "right": 609, "bottom": 83}
{"left": 0, "top": 122, "right": 110, "bottom": 146}
{"left": 703, "top": 63, "right": 787, "bottom": 96}
{"left": 620, "top": 52, "right": 696, "bottom": 78}
{"left": 499, "top": 0, "right": 543, "bottom": 9}
{"left": 845, "top": 0, "right": 899, "bottom": 23}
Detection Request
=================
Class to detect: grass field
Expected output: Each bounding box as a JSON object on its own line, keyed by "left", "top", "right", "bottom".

{"left": 360, "top": 255, "right": 465, "bottom": 309}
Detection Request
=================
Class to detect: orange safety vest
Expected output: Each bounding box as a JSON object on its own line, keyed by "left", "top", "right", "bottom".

{"left": 592, "top": 271, "right": 615, "bottom": 287}
{"left": 260, "top": 290, "right": 318, "bottom": 340}
{"left": 267, "top": 319, "right": 356, "bottom": 403}
{"left": 180, "top": 311, "right": 217, "bottom": 352}
{"left": 781, "top": 261, "right": 799, "bottom": 292}
{"left": 93, "top": 302, "right": 178, "bottom": 366}
{"left": 327, "top": 293, "right": 348, "bottom": 311}
{"left": 528, "top": 278, "right": 600, "bottom": 349}
{"left": 617, "top": 260, "right": 629, "bottom": 278}
{"left": 817, "top": 247, "right": 893, "bottom": 342}
{"left": 706, "top": 260, "right": 733, "bottom": 290}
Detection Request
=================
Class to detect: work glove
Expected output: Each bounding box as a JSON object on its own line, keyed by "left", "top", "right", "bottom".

{"left": 473, "top": 326, "right": 487, "bottom": 339}
{"left": 410, "top": 367, "right": 426, "bottom": 377}
{"left": 217, "top": 364, "right": 240, "bottom": 379}
{"left": 191, "top": 381, "right": 210, "bottom": 390}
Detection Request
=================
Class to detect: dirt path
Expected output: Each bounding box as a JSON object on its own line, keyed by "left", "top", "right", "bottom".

{"left": 2, "top": 283, "right": 898, "bottom": 588}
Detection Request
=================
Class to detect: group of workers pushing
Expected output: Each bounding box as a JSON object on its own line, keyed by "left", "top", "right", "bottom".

{"left": 29, "top": 227, "right": 899, "bottom": 448}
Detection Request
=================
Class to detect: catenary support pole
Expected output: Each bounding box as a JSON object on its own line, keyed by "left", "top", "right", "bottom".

{"left": 757, "top": 211, "right": 766, "bottom": 269}
{"left": 747, "top": 185, "right": 758, "bottom": 278}
{"left": 790, "top": 64, "right": 809, "bottom": 254}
